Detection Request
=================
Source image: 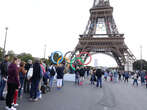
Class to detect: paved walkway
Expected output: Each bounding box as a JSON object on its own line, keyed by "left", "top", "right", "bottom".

{"left": 1, "top": 79, "right": 147, "bottom": 110}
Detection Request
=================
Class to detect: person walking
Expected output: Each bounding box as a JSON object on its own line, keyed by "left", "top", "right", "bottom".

{"left": 0, "top": 55, "right": 9, "bottom": 100}
{"left": 5, "top": 57, "right": 20, "bottom": 110}
{"left": 104, "top": 70, "right": 108, "bottom": 81}
{"left": 113, "top": 70, "right": 118, "bottom": 83}
{"left": 124, "top": 71, "right": 129, "bottom": 83}
{"left": 133, "top": 73, "right": 138, "bottom": 86}
{"left": 118, "top": 71, "right": 122, "bottom": 81}
{"left": 75, "top": 67, "right": 80, "bottom": 85}
{"left": 109, "top": 71, "right": 113, "bottom": 82}
{"left": 140, "top": 71, "right": 145, "bottom": 85}
{"left": 122, "top": 71, "right": 125, "bottom": 81}
{"left": 96, "top": 69, "right": 102, "bottom": 88}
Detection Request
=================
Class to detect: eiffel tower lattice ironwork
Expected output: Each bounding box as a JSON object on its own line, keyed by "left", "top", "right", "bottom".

{"left": 74, "top": 0, "right": 136, "bottom": 68}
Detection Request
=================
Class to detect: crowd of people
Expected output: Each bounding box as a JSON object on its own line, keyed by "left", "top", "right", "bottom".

{"left": 75, "top": 67, "right": 103, "bottom": 88}
{"left": 1, "top": 55, "right": 147, "bottom": 110}
{"left": 0, "top": 55, "right": 65, "bottom": 110}
{"left": 88, "top": 68, "right": 147, "bottom": 88}
{"left": 74, "top": 65, "right": 147, "bottom": 89}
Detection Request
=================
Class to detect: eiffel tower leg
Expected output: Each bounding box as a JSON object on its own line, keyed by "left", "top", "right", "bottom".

{"left": 109, "top": 16, "right": 119, "bottom": 34}
{"left": 83, "top": 17, "right": 91, "bottom": 35}
{"left": 104, "top": 16, "right": 111, "bottom": 34}
{"left": 93, "top": 20, "right": 97, "bottom": 35}
{"left": 88, "top": 19, "right": 97, "bottom": 35}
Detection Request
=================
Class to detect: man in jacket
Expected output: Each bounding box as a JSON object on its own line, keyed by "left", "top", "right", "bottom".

{"left": 0, "top": 55, "right": 9, "bottom": 100}
{"left": 30, "top": 60, "right": 42, "bottom": 101}
{"left": 24, "top": 60, "right": 32, "bottom": 93}
{"left": 96, "top": 69, "right": 103, "bottom": 88}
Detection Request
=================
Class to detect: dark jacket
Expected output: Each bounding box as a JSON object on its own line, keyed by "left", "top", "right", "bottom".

{"left": 7, "top": 63, "right": 20, "bottom": 87}
{"left": 25, "top": 63, "right": 32, "bottom": 75}
{"left": 31, "top": 62, "right": 42, "bottom": 80}
{"left": 1, "top": 60, "right": 9, "bottom": 78}
{"left": 56, "top": 65, "right": 64, "bottom": 79}
{"left": 79, "top": 68, "right": 85, "bottom": 77}
{"left": 96, "top": 69, "right": 102, "bottom": 79}
{"left": 75, "top": 68, "right": 80, "bottom": 78}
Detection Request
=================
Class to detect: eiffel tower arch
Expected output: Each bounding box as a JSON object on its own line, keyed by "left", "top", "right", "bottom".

{"left": 74, "top": 0, "right": 136, "bottom": 69}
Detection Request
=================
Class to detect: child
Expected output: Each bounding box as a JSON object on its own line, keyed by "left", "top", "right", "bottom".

{"left": 109, "top": 72, "right": 113, "bottom": 82}
{"left": 104, "top": 71, "right": 108, "bottom": 81}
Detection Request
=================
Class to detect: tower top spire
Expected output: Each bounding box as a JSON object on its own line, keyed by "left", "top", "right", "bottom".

{"left": 93, "top": 0, "right": 110, "bottom": 8}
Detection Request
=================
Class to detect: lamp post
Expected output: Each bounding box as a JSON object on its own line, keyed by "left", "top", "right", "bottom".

{"left": 3, "top": 27, "right": 8, "bottom": 58}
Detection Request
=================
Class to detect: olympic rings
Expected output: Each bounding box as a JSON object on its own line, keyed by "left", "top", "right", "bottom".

{"left": 64, "top": 51, "right": 75, "bottom": 58}
{"left": 70, "top": 57, "right": 84, "bottom": 71}
{"left": 57, "top": 56, "right": 70, "bottom": 65}
{"left": 50, "top": 51, "right": 92, "bottom": 70}
{"left": 64, "top": 51, "right": 77, "bottom": 64}
{"left": 76, "top": 52, "right": 92, "bottom": 65}
{"left": 51, "top": 51, "right": 63, "bottom": 64}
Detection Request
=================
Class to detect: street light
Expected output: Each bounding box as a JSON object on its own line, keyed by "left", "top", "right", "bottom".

{"left": 3, "top": 27, "right": 8, "bottom": 58}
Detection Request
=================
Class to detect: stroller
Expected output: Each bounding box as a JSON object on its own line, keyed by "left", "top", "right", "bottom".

{"left": 41, "top": 71, "right": 51, "bottom": 94}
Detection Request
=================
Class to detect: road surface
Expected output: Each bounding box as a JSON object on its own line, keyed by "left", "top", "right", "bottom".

{"left": 1, "top": 79, "right": 147, "bottom": 110}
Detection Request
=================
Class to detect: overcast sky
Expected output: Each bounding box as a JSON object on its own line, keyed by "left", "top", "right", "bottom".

{"left": 0, "top": 0, "right": 147, "bottom": 67}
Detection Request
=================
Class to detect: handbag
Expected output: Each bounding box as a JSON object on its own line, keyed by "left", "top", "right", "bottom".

{"left": 27, "top": 68, "right": 33, "bottom": 80}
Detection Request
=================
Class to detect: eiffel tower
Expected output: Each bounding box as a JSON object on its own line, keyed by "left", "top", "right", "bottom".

{"left": 74, "top": 0, "right": 136, "bottom": 69}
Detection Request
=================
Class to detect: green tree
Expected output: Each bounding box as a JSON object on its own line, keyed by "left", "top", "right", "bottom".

{"left": 17, "top": 53, "right": 34, "bottom": 63}
{"left": 133, "top": 59, "right": 147, "bottom": 71}
{"left": 0, "top": 47, "right": 3, "bottom": 61}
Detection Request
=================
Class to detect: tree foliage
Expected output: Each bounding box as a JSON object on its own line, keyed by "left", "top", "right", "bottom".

{"left": 17, "top": 53, "right": 34, "bottom": 62}
{"left": 0, "top": 47, "right": 3, "bottom": 61}
{"left": 133, "top": 59, "right": 147, "bottom": 71}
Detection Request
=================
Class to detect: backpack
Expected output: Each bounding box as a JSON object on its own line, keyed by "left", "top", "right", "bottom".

{"left": 50, "top": 67, "right": 55, "bottom": 76}
{"left": 0, "top": 61, "right": 7, "bottom": 75}
{"left": 0, "top": 62, "right": 4, "bottom": 72}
